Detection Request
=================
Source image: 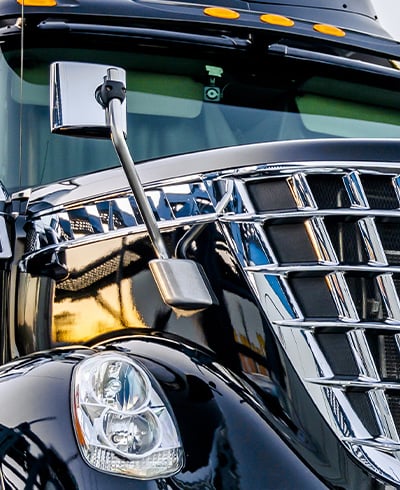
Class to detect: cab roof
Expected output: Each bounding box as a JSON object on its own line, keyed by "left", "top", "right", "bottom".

{"left": 0, "top": 0, "right": 386, "bottom": 32}
{"left": 0, "top": 0, "right": 398, "bottom": 60}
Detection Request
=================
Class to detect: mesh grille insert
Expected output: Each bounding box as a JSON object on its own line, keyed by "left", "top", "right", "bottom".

{"left": 289, "top": 276, "right": 337, "bottom": 318}
{"left": 306, "top": 174, "right": 350, "bottom": 209}
{"left": 247, "top": 179, "right": 297, "bottom": 212}
{"left": 360, "top": 175, "right": 399, "bottom": 209}
{"left": 70, "top": 218, "right": 95, "bottom": 234}
{"left": 316, "top": 333, "right": 359, "bottom": 376}
{"left": 324, "top": 219, "right": 368, "bottom": 264}
{"left": 379, "top": 335, "right": 400, "bottom": 380}
{"left": 387, "top": 393, "right": 400, "bottom": 430}
{"left": 265, "top": 222, "right": 317, "bottom": 264}
{"left": 376, "top": 221, "right": 400, "bottom": 265}
{"left": 346, "top": 392, "right": 380, "bottom": 437}
{"left": 346, "top": 275, "right": 386, "bottom": 321}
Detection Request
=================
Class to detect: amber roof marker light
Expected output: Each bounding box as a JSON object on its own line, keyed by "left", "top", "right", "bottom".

{"left": 313, "top": 23, "right": 346, "bottom": 37}
{"left": 260, "top": 13, "right": 295, "bottom": 27}
{"left": 203, "top": 7, "right": 240, "bottom": 20}
{"left": 17, "top": 0, "right": 57, "bottom": 5}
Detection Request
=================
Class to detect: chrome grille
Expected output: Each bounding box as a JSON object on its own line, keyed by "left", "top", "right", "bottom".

{"left": 213, "top": 163, "right": 400, "bottom": 485}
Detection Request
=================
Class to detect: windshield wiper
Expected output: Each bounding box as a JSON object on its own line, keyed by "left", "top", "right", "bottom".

{"left": 269, "top": 42, "right": 400, "bottom": 80}
{"left": 38, "top": 20, "right": 251, "bottom": 49}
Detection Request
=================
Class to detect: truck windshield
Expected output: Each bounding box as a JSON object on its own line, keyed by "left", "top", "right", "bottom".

{"left": 3, "top": 42, "right": 400, "bottom": 190}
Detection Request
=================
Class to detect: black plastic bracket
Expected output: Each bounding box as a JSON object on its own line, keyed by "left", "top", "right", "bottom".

{"left": 95, "top": 80, "right": 126, "bottom": 109}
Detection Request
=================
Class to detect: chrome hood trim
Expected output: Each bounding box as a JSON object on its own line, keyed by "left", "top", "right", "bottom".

{"left": 27, "top": 139, "right": 400, "bottom": 212}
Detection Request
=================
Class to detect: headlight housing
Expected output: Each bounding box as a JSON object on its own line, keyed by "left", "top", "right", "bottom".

{"left": 71, "top": 352, "right": 184, "bottom": 479}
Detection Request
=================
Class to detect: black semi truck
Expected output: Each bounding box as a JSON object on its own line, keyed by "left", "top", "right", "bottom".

{"left": 0, "top": 0, "right": 399, "bottom": 488}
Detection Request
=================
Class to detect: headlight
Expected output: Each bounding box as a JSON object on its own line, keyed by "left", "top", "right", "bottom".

{"left": 71, "top": 352, "right": 184, "bottom": 479}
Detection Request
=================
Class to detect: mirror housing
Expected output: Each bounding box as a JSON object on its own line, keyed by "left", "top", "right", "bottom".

{"left": 50, "top": 61, "right": 127, "bottom": 138}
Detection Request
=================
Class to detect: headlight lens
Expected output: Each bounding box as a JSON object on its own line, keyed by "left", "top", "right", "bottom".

{"left": 72, "top": 352, "right": 184, "bottom": 479}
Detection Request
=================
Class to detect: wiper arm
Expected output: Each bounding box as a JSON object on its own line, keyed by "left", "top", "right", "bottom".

{"left": 269, "top": 42, "right": 400, "bottom": 79}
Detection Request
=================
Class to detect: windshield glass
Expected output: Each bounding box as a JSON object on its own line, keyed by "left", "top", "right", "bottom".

{"left": 2, "top": 38, "right": 400, "bottom": 190}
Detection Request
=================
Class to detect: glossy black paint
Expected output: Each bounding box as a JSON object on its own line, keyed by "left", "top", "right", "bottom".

{"left": 0, "top": 332, "right": 395, "bottom": 489}
{"left": 0, "top": 340, "right": 327, "bottom": 489}
{"left": 0, "top": 338, "right": 325, "bottom": 489}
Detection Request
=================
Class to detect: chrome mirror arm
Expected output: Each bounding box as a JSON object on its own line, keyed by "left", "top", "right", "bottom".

{"left": 97, "top": 68, "right": 218, "bottom": 311}
{"left": 101, "top": 68, "right": 169, "bottom": 260}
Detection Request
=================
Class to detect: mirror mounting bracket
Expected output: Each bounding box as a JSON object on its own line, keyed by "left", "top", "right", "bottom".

{"left": 95, "top": 80, "right": 126, "bottom": 109}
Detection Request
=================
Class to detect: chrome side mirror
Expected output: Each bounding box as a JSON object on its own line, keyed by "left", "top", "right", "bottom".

{"left": 50, "top": 61, "right": 217, "bottom": 312}
{"left": 50, "top": 61, "right": 127, "bottom": 138}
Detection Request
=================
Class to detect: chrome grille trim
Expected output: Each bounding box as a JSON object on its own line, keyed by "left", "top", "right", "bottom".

{"left": 305, "top": 378, "right": 400, "bottom": 390}
{"left": 344, "top": 171, "right": 369, "bottom": 208}
{"left": 0, "top": 216, "right": 12, "bottom": 259}
{"left": 326, "top": 272, "right": 359, "bottom": 321}
{"left": 219, "top": 209, "right": 400, "bottom": 221}
{"left": 394, "top": 176, "right": 400, "bottom": 204}
{"left": 358, "top": 217, "right": 387, "bottom": 265}
{"left": 343, "top": 437, "right": 400, "bottom": 450}
{"left": 245, "top": 265, "right": 400, "bottom": 273}
{"left": 304, "top": 217, "right": 337, "bottom": 263}
{"left": 348, "top": 330, "right": 380, "bottom": 380}
{"left": 288, "top": 172, "right": 317, "bottom": 209}
{"left": 274, "top": 320, "right": 400, "bottom": 331}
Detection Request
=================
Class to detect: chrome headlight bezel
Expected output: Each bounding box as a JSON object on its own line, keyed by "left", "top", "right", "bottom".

{"left": 71, "top": 351, "right": 184, "bottom": 479}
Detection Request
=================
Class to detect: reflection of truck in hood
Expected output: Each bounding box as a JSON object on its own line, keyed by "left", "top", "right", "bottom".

{"left": 1, "top": 0, "right": 400, "bottom": 487}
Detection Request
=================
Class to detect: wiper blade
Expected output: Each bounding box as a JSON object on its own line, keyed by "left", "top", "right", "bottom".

{"left": 38, "top": 20, "right": 251, "bottom": 49}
